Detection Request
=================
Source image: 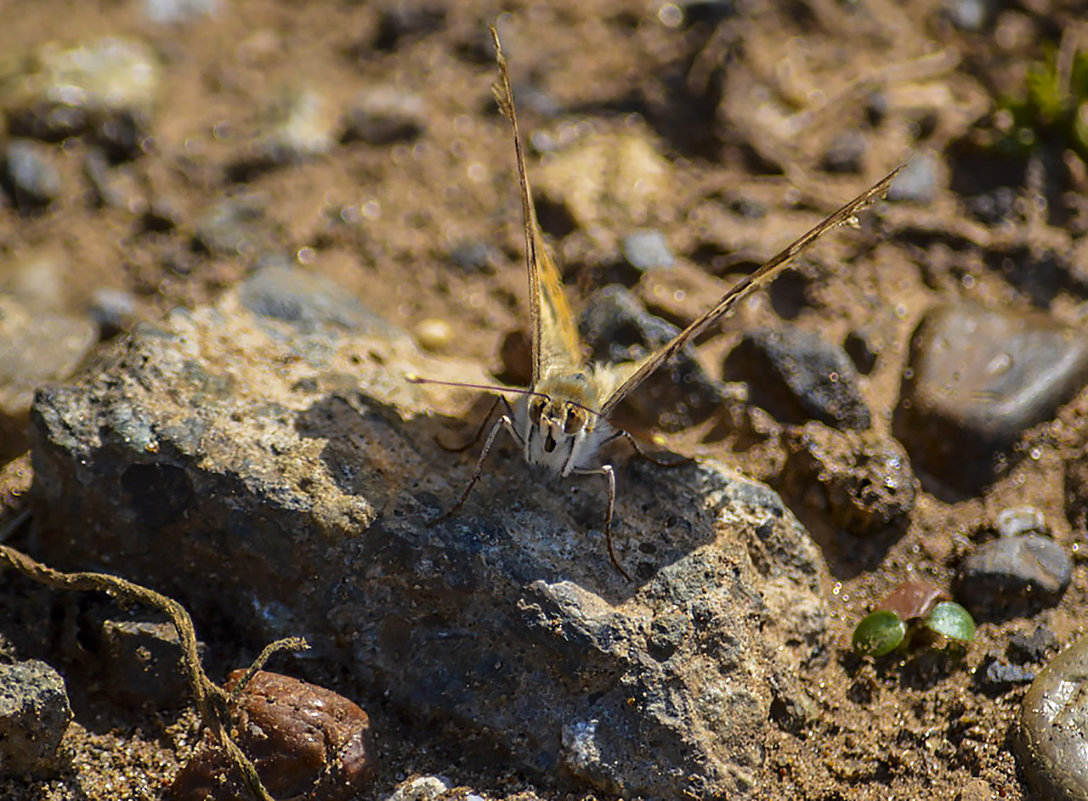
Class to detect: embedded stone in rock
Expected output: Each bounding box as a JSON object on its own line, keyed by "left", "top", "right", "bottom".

{"left": 724, "top": 326, "right": 872, "bottom": 431}
{"left": 579, "top": 285, "right": 725, "bottom": 432}
{"left": 955, "top": 535, "right": 1072, "bottom": 619}
{"left": 29, "top": 267, "right": 830, "bottom": 799}
{"left": 894, "top": 304, "right": 1088, "bottom": 495}
{"left": 1020, "top": 633, "right": 1088, "bottom": 800}
{"left": 0, "top": 660, "right": 72, "bottom": 777}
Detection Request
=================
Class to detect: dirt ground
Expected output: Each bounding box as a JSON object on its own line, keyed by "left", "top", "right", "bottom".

{"left": 1, "top": 0, "right": 1087, "bottom": 798}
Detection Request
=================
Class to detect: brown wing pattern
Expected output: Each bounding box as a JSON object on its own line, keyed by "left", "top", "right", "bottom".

{"left": 598, "top": 164, "right": 905, "bottom": 417}
{"left": 490, "top": 27, "right": 583, "bottom": 383}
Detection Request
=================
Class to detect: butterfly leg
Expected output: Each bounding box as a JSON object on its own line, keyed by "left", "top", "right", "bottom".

{"left": 435, "top": 395, "right": 506, "bottom": 453}
{"left": 430, "top": 413, "right": 519, "bottom": 526}
{"left": 619, "top": 429, "right": 693, "bottom": 468}
{"left": 574, "top": 463, "right": 632, "bottom": 582}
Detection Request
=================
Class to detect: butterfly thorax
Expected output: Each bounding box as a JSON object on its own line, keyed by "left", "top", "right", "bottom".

{"left": 515, "top": 371, "right": 614, "bottom": 476}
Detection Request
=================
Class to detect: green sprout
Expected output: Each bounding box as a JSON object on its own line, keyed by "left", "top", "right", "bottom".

{"left": 852, "top": 580, "right": 976, "bottom": 657}
{"left": 997, "top": 42, "right": 1088, "bottom": 161}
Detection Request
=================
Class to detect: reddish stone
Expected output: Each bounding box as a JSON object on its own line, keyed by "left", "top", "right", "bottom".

{"left": 170, "top": 670, "right": 375, "bottom": 801}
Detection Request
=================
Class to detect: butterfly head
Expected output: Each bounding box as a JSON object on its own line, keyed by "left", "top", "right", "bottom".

{"left": 518, "top": 372, "right": 611, "bottom": 475}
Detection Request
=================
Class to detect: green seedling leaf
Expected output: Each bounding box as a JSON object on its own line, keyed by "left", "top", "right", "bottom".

{"left": 923, "top": 601, "right": 976, "bottom": 642}
{"left": 853, "top": 610, "right": 907, "bottom": 657}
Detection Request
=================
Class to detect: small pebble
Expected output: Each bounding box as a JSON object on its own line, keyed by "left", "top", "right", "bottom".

{"left": 342, "top": 86, "right": 426, "bottom": 145}
{"left": 621, "top": 229, "right": 674, "bottom": 272}
{"left": 89, "top": 288, "right": 138, "bottom": 337}
{"left": 975, "top": 654, "right": 1035, "bottom": 693}
{"left": 724, "top": 326, "right": 872, "bottom": 431}
{"left": 245, "top": 88, "right": 337, "bottom": 170}
{"left": 966, "top": 186, "right": 1019, "bottom": 225}
{"left": 956, "top": 534, "right": 1072, "bottom": 617}
{"left": 995, "top": 506, "right": 1044, "bottom": 538}
{"left": 381, "top": 775, "right": 453, "bottom": 801}
{"left": 1019, "top": 633, "right": 1088, "bottom": 799}
{"left": 5, "top": 38, "right": 159, "bottom": 148}
{"left": 945, "top": 0, "right": 992, "bottom": 32}
{"left": 2, "top": 140, "right": 62, "bottom": 211}
{"left": 887, "top": 155, "right": 938, "bottom": 204}
{"left": 0, "top": 660, "right": 72, "bottom": 776}
{"left": 448, "top": 240, "right": 497, "bottom": 274}
{"left": 141, "top": 0, "right": 219, "bottom": 24}
{"left": 821, "top": 131, "right": 867, "bottom": 174}
{"left": 413, "top": 318, "right": 453, "bottom": 352}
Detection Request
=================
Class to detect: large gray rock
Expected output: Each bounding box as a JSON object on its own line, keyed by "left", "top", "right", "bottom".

{"left": 29, "top": 266, "right": 830, "bottom": 798}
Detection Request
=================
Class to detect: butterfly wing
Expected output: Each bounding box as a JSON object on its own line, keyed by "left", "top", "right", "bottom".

{"left": 491, "top": 27, "right": 583, "bottom": 383}
{"left": 598, "top": 164, "right": 905, "bottom": 418}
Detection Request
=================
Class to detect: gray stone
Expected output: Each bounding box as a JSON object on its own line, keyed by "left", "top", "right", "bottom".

{"left": 1, "top": 140, "right": 61, "bottom": 212}
{"left": 956, "top": 534, "right": 1072, "bottom": 619}
{"left": 2, "top": 38, "right": 158, "bottom": 155}
{"left": 579, "top": 285, "right": 726, "bottom": 432}
{"left": 28, "top": 269, "right": 830, "bottom": 799}
{"left": 621, "top": 229, "right": 674, "bottom": 272}
{"left": 1020, "top": 633, "right": 1088, "bottom": 800}
{"left": 894, "top": 304, "right": 1088, "bottom": 495}
{"left": 975, "top": 655, "right": 1035, "bottom": 693}
{"left": 193, "top": 195, "right": 279, "bottom": 259}
{"left": 233, "top": 88, "right": 337, "bottom": 176}
{"left": 724, "top": 326, "right": 872, "bottom": 431}
{"left": 887, "top": 154, "right": 938, "bottom": 204}
{"left": 945, "top": 0, "right": 992, "bottom": 31}
{"left": 447, "top": 240, "right": 498, "bottom": 274}
{"left": 0, "top": 660, "right": 71, "bottom": 776}
{"left": 820, "top": 131, "right": 867, "bottom": 175}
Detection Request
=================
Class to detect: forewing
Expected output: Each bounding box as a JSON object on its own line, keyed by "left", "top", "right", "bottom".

{"left": 598, "top": 165, "right": 905, "bottom": 417}
{"left": 490, "top": 27, "right": 583, "bottom": 383}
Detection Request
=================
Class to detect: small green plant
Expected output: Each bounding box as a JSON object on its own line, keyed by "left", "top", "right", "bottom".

{"left": 852, "top": 580, "right": 976, "bottom": 657}
{"left": 998, "top": 42, "right": 1088, "bottom": 161}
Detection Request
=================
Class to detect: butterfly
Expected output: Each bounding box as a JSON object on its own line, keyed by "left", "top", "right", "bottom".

{"left": 410, "top": 26, "right": 903, "bottom": 582}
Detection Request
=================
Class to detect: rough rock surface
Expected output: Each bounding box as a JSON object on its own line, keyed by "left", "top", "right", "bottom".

{"left": 0, "top": 659, "right": 72, "bottom": 777}
{"left": 29, "top": 267, "right": 830, "bottom": 798}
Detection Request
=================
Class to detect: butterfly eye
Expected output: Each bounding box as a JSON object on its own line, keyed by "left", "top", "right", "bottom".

{"left": 528, "top": 397, "right": 544, "bottom": 426}
{"left": 564, "top": 405, "right": 585, "bottom": 435}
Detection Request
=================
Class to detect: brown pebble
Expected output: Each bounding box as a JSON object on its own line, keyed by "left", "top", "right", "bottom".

{"left": 169, "top": 670, "right": 375, "bottom": 801}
